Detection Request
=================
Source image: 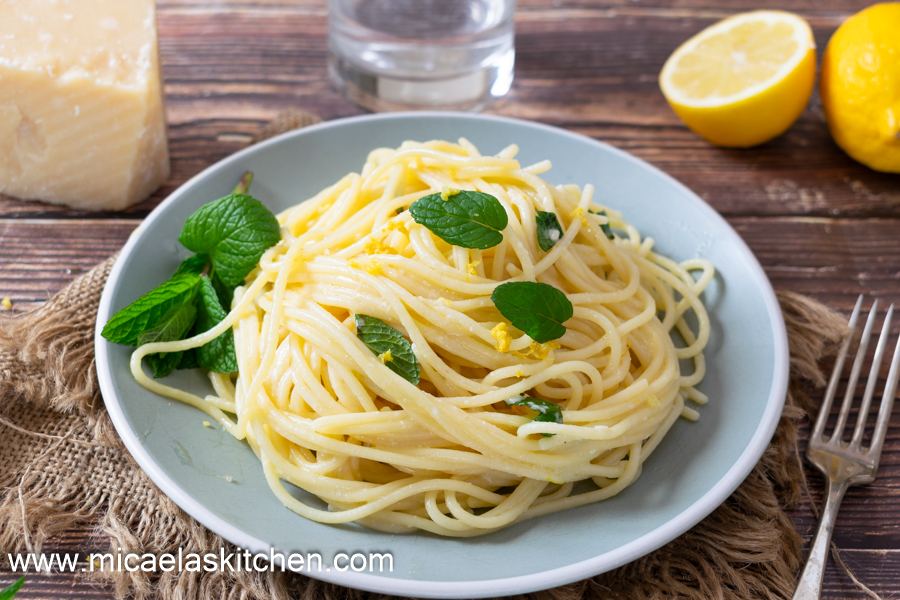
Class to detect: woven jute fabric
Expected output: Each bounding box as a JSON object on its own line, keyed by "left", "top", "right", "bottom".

{"left": 0, "top": 111, "right": 852, "bottom": 600}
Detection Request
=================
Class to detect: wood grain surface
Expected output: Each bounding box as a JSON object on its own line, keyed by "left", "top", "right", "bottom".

{"left": 1, "top": 0, "right": 899, "bottom": 598}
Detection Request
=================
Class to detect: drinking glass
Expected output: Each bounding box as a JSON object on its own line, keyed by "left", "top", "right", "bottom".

{"left": 328, "top": 0, "right": 516, "bottom": 112}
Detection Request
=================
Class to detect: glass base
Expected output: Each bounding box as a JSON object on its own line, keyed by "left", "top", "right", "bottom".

{"left": 328, "top": 52, "right": 514, "bottom": 113}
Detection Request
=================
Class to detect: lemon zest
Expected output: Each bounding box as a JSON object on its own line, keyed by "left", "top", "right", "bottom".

{"left": 384, "top": 220, "right": 406, "bottom": 233}
{"left": 440, "top": 186, "right": 460, "bottom": 200}
{"left": 349, "top": 258, "right": 382, "bottom": 275}
{"left": 569, "top": 206, "right": 589, "bottom": 227}
{"left": 1, "top": 298, "right": 11, "bottom": 310}
{"left": 491, "top": 323, "right": 511, "bottom": 353}
{"left": 647, "top": 394, "right": 660, "bottom": 408}
{"left": 512, "top": 340, "right": 561, "bottom": 361}
{"left": 378, "top": 350, "right": 393, "bottom": 364}
{"left": 365, "top": 238, "right": 396, "bottom": 255}
{"left": 364, "top": 259, "right": 382, "bottom": 275}
{"left": 535, "top": 340, "right": 560, "bottom": 360}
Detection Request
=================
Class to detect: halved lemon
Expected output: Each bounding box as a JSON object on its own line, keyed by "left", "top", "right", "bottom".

{"left": 659, "top": 10, "right": 816, "bottom": 147}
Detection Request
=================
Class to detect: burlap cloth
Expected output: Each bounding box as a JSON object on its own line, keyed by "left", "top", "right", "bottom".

{"left": 0, "top": 111, "right": 865, "bottom": 600}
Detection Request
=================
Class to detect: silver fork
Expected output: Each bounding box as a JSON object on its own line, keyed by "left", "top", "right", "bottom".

{"left": 792, "top": 295, "right": 900, "bottom": 600}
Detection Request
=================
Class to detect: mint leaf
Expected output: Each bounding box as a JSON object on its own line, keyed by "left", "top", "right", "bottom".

{"left": 0, "top": 577, "right": 25, "bottom": 600}
{"left": 146, "top": 352, "right": 185, "bottom": 379}
{"left": 174, "top": 253, "right": 209, "bottom": 277}
{"left": 211, "top": 272, "right": 235, "bottom": 311}
{"left": 505, "top": 395, "right": 562, "bottom": 437}
{"left": 137, "top": 303, "right": 198, "bottom": 379}
{"left": 491, "top": 282, "right": 573, "bottom": 343}
{"left": 137, "top": 302, "right": 197, "bottom": 347}
{"left": 141, "top": 255, "right": 206, "bottom": 374}
{"left": 536, "top": 211, "right": 563, "bottom": 251}
{"left": 179, "top": 194, "right": 281, "bottom": 289}
{"left": 194, "top": 276, "right": 238, "bottom": 373}
{"left": 101, "top": 273, "right": 202, "bottom": 346}
{"left": 590, "top": 209, "right": 615, "bottom": 240}
{"left": 409, "top": 190, "right": 508, "bottom": 249}
{"left": 355, "top": 314, "right": 420, "bottom": 384}
{"left": 178, "top": 348, "right": 199, "bottom": 370}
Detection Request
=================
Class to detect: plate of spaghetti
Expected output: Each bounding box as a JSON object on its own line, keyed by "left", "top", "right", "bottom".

{"left": 96, "top": 112, "right": 788, "bottom": 597}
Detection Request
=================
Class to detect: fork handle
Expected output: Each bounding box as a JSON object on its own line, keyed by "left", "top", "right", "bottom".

{"left": 791, "top": 478, "right": 849, "bottom": 600}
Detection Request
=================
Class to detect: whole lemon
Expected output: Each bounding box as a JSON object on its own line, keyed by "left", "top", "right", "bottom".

{"left": 820, "top": 3, "right": 900, "bottom": 173}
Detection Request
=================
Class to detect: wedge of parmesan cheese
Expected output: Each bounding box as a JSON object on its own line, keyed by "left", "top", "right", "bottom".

{"left": 0, "top": 0, "right": 170, "bottom": 210}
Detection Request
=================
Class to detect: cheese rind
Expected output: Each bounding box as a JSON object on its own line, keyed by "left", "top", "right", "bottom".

{"left": 0, "top": 0, "right": 169, "bottom": 210}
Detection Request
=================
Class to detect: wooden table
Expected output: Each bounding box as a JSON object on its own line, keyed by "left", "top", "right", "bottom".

{"left": 1, "top": 0, "right": 898, "bottom": 598}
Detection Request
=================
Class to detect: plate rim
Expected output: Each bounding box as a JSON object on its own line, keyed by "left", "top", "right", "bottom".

{"left": 95, "top": 111, "right": 789, "bottom": 598}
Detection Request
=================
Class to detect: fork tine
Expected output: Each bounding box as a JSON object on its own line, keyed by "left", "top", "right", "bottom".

{"left": 832, "top": 299, "right": 879, "bottom": 442}
{"left": 868, "top": 319, "right": 900, "bottom": 459}
{"left": 851, "top": 304, "right": 894, "bottom": 448}
{"left": 813, "top": 295, "right": 864, "bottom": 440}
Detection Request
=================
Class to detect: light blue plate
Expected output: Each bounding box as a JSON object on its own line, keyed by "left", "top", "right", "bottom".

{"left": 96, "top": 112, "right": 788, "bottom": 598}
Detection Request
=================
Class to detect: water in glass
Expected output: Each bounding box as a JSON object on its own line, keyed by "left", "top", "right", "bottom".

{"left": 328, "top": 0, "right": 515, "bottom": 111}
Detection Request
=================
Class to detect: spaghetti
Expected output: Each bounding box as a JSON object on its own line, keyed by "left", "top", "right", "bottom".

{"left": 131, "top": 139, "right": 714, "bottom": 537}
